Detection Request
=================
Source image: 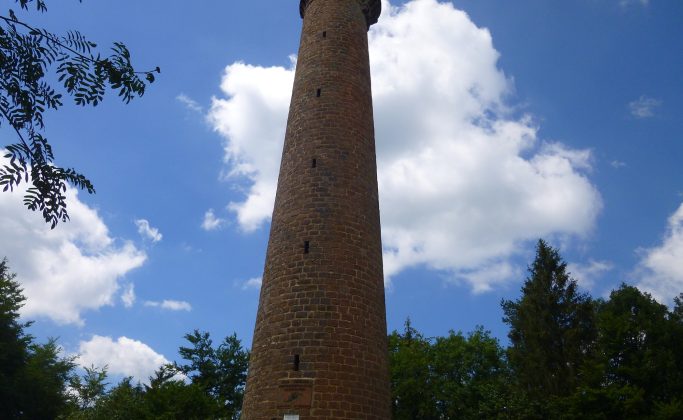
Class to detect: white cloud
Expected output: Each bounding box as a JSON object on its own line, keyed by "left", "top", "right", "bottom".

{"left": 457, "top": 262, "right": 521, "bottom": 294}
{"left": 629, "top": 95, "right": 661, "bottom": 118}
{"left": 207, "top": 59, "right": 295, "bottom": 231}
{"left": 144, "top": 299, "right": 192, "bottom": 311}
{"left": 201, "top": 208, "right": 226, "bottom": 231}
{"left": 241, "top": 277, "right": 262, "bottom": 290}
{"left": 610, "top": 160, "right": 627, "bottom": 169}
{"left": 135, "top": 219, "right": 162, "bottom": 243}
{"left": 0, "top": 169, "right": 147, "bottom": 325}
{"left": 568, "top": 260, "right": 614, "bottom": 289}
{"left": 77, "top": 336, "right": 168, "bottom": 383}
{"left": 206, "top": 0, "right": 602, "bottom": 292}
{"left": 176, "top": 93, "right": 203, "bottom": 113}
{"left": 636, "top": 203, "right": 683, "bottom": 303}
{"left": 121, "top": 283, "right": 136, "bottom": 308}
{"left": 621, "top": 0, "right": 649, "bottom": 8}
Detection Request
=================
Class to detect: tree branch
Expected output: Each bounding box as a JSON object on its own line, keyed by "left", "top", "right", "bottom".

{"left": 0, "top": 106, "right": 32, "bottom": 155}
{"left": 0, "top": 14, "right": 159, "bottom": 75}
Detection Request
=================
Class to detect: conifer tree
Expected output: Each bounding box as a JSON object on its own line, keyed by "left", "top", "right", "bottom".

{"left": 0, "top": 258, "right": 75, "bottom": 418}
{"left": 0, "top": 258, "right": 30, "bottom": 416}
{"left": 501, "top": 240, "right": 597, "bottom": 407}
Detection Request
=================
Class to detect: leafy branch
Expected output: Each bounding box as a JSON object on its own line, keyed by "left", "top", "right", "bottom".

{"left": 0, "top": 0, "right": 159, "bottom": 227}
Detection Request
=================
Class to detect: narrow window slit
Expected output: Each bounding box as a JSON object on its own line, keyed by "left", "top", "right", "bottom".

{"left": 304, "top": 241, "right": 310, "bottom": 254}
{"left": 322, "top": 31, "right": 327, "bottom": 38}
{"left": 316, "top": 88, "right": 321, "bottom": 97}
{"left": 293, "top": 354, "right": 300, "bottom": 371}
{"left": 312, "top": 158, "right": 317, "bottom": 168}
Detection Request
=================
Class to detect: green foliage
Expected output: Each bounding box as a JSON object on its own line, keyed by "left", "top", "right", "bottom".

{"left": 430, "top": 327, "right": 512, "bottom": 419}
{"left": 63, "top": 365, "right": 216, "bottom": 420}
{"left": 384, "top": 241, "right": 683, "bottom": 419}
{"left": 142, "top": 366, "right": 216, "bottom": 420}
{"left": 673, "top": 293, "right": 683, "bottom": 321}
{"left": 495, "top": 242, "right": 683, "bottom": 419}
{"left": 0, "top": 258, "right": 76, "bottom": 418}
{"left": 18, "top": 338, "right": 77, "bottom": 418}
{"left": 60, "top": 332, "right": 249, "bottom": 419}
{"left": 72, "top": 377, "right": 149, "bottom": 420}
{"left": 590, "top": 284, "right": 682, "bottom": 418}
{"left": 389, "top": 319, "right": 518, "bottom": 419}
{"left": 652, "top": 398, "right": 683, "bottom": 420}
{"left": 0, "top": 258, "right": 30, "bottom": 413}
{"left": 69, "top": 365, "right": 109, "bottom": 412}
{"left": 0, "top": 0, "right": 159, "bottom": 227}
{"left": 502, "top": 239, "right": 598, "bottom": 409}
{"left": 5, "top": 239, "right": 683, "bottom": 418}
{"left": 0, "top": 258, "right": 30, "bottom": 416}
{"left": 173, "top": 330, "right": 250, "bottom": 419}
{"left": 389, "top": 319, "right": 437, "bottom": 419}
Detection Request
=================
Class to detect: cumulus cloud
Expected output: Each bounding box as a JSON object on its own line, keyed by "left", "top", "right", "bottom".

{"left": 77, "top": 336, "right": 169, "bottom": 383}
{"left": 568, "top": 260, "right": 614, "bottom": 289}
{"left": 241, "top": 277, "right": 262, "bottom": 290}
{"left": 629, "top": 95, "right": 661, "bottom": 118}
{"left": 201, "top": 209, "right": 226, "bottom": 231}
{"left": 207, "top": 59, "right": 295, "bottom": 231}
{"left": 0, "top": 170, "right": 147, "bottom": 325}
{"left": 206, "top": 0, "right": 602, "bottom": 292}
{"left": 144, "top": 299, "right": 192, "bottom": 311}
{"left": 636, "top": 203, "right": 683, "bottom": 303}
{"left": 135, "top": 219, "right": 162, "bottom": 243}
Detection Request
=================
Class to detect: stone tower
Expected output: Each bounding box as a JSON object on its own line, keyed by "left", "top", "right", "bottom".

{"left": 241, "top": 0, "right": 389, "bottom": 419}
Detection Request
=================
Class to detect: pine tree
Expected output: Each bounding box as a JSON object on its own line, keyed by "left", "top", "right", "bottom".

{"left": 0, "top": 258, "right": 30, "bottom": 416}
{"left": 0, "top": 258, "right": 76, "bottom": 418}
{"left": 501, "top": 240, "right": 597, "bottom": 408}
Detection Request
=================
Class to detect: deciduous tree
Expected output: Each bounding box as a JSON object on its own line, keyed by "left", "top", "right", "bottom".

{"left": 388, "top": 319, "right": 437, "bottom": 419}
{"left": 430, "top": 327, "right": 512, "bottom": 419}
{"left": 593, "top": 284, "right": 683, "bottom": 417}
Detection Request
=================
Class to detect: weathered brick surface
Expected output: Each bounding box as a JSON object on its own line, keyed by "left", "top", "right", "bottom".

{"left": 241, "top": 0, "right": 390, "bottom": 419}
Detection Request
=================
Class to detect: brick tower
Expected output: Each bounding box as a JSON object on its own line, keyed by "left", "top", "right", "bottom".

{"left": 241, "top": 0, "right": 389, "bottom": 419}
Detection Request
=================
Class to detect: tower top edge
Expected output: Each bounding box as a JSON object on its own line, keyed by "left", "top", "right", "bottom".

{"left": 299, "top": 0, "right": 382, "bottom": 28}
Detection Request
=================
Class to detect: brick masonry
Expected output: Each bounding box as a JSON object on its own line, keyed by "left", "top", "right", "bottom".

{"left": 240, "top": 0, "right": 390, "bottom": 419}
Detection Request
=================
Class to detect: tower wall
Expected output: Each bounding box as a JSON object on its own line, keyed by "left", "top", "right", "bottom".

{"left": 241, "top": 0, "right": 389, "bottom": 418}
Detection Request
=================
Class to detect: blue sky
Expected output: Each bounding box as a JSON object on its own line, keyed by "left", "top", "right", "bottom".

{"left": 1, "top": 0, "right": 682, "bottom": 382}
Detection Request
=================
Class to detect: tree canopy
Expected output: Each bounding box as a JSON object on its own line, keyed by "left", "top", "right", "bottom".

{"left": 0, "top": 257, "right": 249, "bottom": 419}
{"left": 389, "top": 319, "right": 519, "bottom": 419}
{"left": 3, "top": 238, "right": 683, "bottom": 418}
{"left": 387, "top": 240, "right": 683, "bottom": 419}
